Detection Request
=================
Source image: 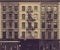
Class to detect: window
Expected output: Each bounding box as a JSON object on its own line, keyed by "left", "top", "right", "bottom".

{"left": 9, "top": 21, "right": 12, "bottom": 28}
{"left": 2, "top": 14, "right": 6, "bottom": 19}
{"left": 54, "top": 23, "right": 57, "bottom": 28}
{"left": 2, "top": 31, "right": 6, "bottom": 39}
{"left": 2, "top": 22, "right": 6, "bottom": 28}
{"left": 54, "top": 14, "right": 58, "bottom": 19}
{"left": 41, "top": 32, "right": 45, "bottom": 39}
{"left": 53, "top": 6, "right": 57, "bottom": 11}
{"left": 8, "top": 6, "right": 12, "bottom": 11}
{"left": 54, "top": 31, "right": 58, "bottom": 39}
{"left": 22, "top": 6, "right": 25, "bottom": 11}
{"left": 22, "top": 22, "right": 25, "bottom": 29}
{"left": 8, "top": 31, "right": 12, "bottom": 39}
{"left": 47, "top": 6, "right": 51, "bottom": 11}
{"left": 41, "top": 6, "right": 45, "bottom": 12}
{"left": 48, "top": 24, "right": 51, "bottom": 28}
{"left": 48, "top": 14, "right": 51, "bottom": 19}
{"left": 14, "top": 22, "right": 18, "bottom": 28}
{"left": 41, "top": 14, "right": 45, "bottom": 19}
{"left": 34, "top": 22, "right": 38, "bottom": 28}
{"left": 34, "top": 6, "right": 38, "bottom": 11}
{"left": 22, "top": 31, "right": 25, "bottom": 38}
{"left": 34, "top": 14, "right": 38, "bottom": 19}
{"left": 22, "top": 14, "right": 25, "bottom": 20}
{"left": 14, "top": 31, "right": 18, "bottom": 39}
{"left": 48, "top": 31, "right": 51, "bottom": 39}
{"left": 14, "top": 14, "right": 18, "bottom": 19}
{"left": 28, "top": 6, "right": 32, "bottom": 10}
{"left": 9, "top": 14, "right": 12, "bottom": 19}
{"left": 28, "top": 22, "right": 31, "bottom": 28}
{"left": 14, "top": 6, "right": 18, "bottom": 11}
{"left": 41, "top": 22, "right": 45, "bottom": 28}
{"left": 2, "top": 6, "right": 6, "bottom": 11}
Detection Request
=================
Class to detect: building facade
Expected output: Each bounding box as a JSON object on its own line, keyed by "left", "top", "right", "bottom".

{"left": 0, "top": 0, "right": 60, "bottom": 50}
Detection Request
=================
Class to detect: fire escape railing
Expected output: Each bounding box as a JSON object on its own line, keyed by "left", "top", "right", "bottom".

{"left": 26, "top": 9, "right": 36, "bottom": 39}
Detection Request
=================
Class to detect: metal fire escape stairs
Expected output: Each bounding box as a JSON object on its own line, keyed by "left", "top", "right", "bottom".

{"left": 26, "top": 8, "right": 37, "bottom": 39}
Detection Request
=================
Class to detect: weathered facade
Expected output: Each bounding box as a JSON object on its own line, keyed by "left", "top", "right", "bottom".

{"left": 0, "top": 0, "right": 60, "bottom": 50}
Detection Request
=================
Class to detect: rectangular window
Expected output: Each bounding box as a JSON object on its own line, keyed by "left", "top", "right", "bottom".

{"left": 14, "top": 14, "right": 18, "bottom": 19}
{"left": 2, "top": 14, "right": 6, "bottom": 19}
{"left": 34, "top": 22, "right": 38, "bottom": 28}
{"left": 34, "top": 6, "right": 38, "bottom": 11}
{"left": 48, "top": 31, "right": 51, "bottom": 39}
{"left": 22, "top": 14, "right": 25, "bottom": 20}
{"left": 2, "top": 6, "right": 6, "bottom": 11}
{"left": 54, "top": 14, "right": 58, "bottom": 19}
{"left": 8, "top": 31, "right": 12, "bottom": 39}
{"left": 54, "top": 31, "right": 57, "bottom": 39}
{"left": 41, "top": 32, "right": 45, "bottom": 39}
{"left": 22, "top": 22, "right": 25, "bottom": 29}
{"left": 22, "top": 6, "right": 25, "bottom": 11}
{"left": 9, "top": 14, "right": 12, "bottom": 19}
{"left": 14, "top": 31, "right": 18, "bottom": 39}
{"left": 48, "top": 14, "right": 51, "bottom": 19}
{"left": 8, "top": 6, "right": 12, "bottom": 11}
{"left": 14, "top": 22, "right": 18, "bottom": 28}
{"left": 9, "top": 21, "right": 12, "bottom": 28}
{"left": 48, "top": 24, "right": 51, "bottom": 28}
{"left": 2, "top": 22, "right": 6, "bottom": 28}
{"left": 22, "top": 31, "right": 25, "bottom": 38}
{"left": 28, "top": 22, "right": 31, "bottom": 28}
{"left": 14, "top": 6, "right": 18, "bottom": 11}
{"left": 54, "top": 23, "right": 57, "bottom": 28}
{"left": 41, "top": 22, "right": 45, "bottom": 28}
{"left": 41, "top": 6, "right": 45, "bottom": 12}
{"left": 41, "top": 14, "right": 45, "bottom": 19}
{"left": 2, "top": 31, "right": 6, "bottom": 39}
{"left": 28, "top": 6, "right": 32, "bottom": 10}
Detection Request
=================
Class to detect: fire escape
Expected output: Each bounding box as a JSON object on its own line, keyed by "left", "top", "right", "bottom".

{"left": 26, "top": 8, "right": 36, "bottom": 39}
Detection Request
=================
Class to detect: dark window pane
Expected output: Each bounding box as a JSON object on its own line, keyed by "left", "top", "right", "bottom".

{"left": 14, "top": 6, "right": 18, "bottom": 11}
{"left": 48, "top": 31, "right": 51, "bottom": 39}
{"left": 2, "top": 14, "right": 6, "bottom": 19}
{"left": 48, "top": 14, "right": 51, "bottom": 19}
{"left": 41, "top": 22, "right": 45, "bottom": 28}
{"left": 28, "top": 22, "right": 31, "bottom": 28}
{"left": 48, "top": 24, "right": 51, "bottom": 28}
{"left": 22, "top": 22, "right": 25, "bottom": 29}
{"left": 2, "top": 6, "right": 6, "bottom": 11}
{"left": 14, "top": 22, "right": 18, "bottom": 28}
{"left": 22, "top": 32, "right": 25, "bottom": 38}
{"left": 54, "top": 32, "right": 57, "bottom": 39}
{"left": 22, "top": 14, "right": 25, "bottom": 20}
{"left": 14, "top": 31, "right": 18, "bottom": 39}
{"left": 9, "top": 21, "right": 12, "bottom": 28}
{"left": 2, "top": 22, "right": 6, "bottom": 28}
{"left": 9, "top": 14, "right": 12, "bottom": 19}
{"left": 8, "top": 31, "right": 12, "bottom": 39}
{"left": 54, "top": 14, "right": 57, "bottom": 19}
{"left": 54, "top": 24, "right": 57, "bottom": 28}
{"left": 34, "top": 22, "right": 38, "bottom": 28}
{"left": 41, "top": 32, "right": 45, "bottom": 39}
{"left": 14, "top": 14, "right": 18, "bottom": 19}
{"left": 34, "top": 6, "right": 38, "bottom": 11}
{"left": 2, "top": 32, "right": 6, "bottom": 39}
{"left": 22, "top": 6, "right": 25, "bottom": 11}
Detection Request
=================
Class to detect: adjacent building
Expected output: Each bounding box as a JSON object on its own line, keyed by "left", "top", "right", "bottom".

{"left": 0, "top": 0, "right": 60, "bottom": 50}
